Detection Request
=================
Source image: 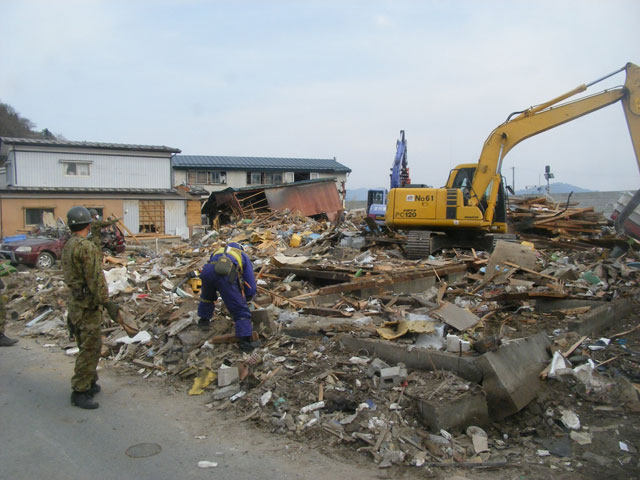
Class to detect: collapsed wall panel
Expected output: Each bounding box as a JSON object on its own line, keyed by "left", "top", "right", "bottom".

{"left": 202, "top": 178, "right": 344, "bottom": 222}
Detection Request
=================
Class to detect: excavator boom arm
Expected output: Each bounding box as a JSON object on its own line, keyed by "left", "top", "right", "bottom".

{"left": 390, "top": 130, "right": 408, "bottom": 189}
{"left": 469, "top": 63, "right": 640, "bottom": 209}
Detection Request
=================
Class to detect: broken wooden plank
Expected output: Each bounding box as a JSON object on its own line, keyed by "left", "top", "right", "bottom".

{"left": 302, "top": 306, "right": 353, "bottom": 318}
{"left": 117, "top": 220, "right": 142, "bottom": 245}
{"left": 315, "top": 264, "right": 468, "bottom": 296}
{"left": 275, "top": 266, "right": 353, "bottom": 283}
{"left": 502, "top": 261, "right": 557, "bottom": 282}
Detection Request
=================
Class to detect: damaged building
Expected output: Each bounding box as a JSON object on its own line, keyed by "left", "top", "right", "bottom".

{"left": 171, "top": 154, "right": 351, "bottom": 201}
{"left": 0, "top": 137, "right": 202, "bottom": 237}
{"left": 201, "top": 178, "right": 346, "bottom": 224}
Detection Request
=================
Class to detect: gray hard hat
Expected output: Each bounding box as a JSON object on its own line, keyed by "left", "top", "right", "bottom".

{"left": 89, "top": 208, "right": 98, "bottom": 217}
{"left": 67, "top": 206, "right": 93, "bottom": 231}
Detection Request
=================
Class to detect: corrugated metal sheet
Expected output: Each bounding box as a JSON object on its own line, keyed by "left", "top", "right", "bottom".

{"left": 123, "top": 200, "right": 139, "bottom": 234}
{"left": 164, "top": 200, "right": 188, "bottom": 238}
{"left": 264, "top": 181, "right": 343, "bottom": 222}
{"left": 172, "top": 155, "right": 351, "bottom": 173}
{"left": 202, "top": 179, "right": 344, "bottom": 223}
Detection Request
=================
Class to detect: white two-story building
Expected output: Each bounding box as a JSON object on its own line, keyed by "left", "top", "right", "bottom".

{"left": 0, "top": 137, "right": 201, "bottom": 237}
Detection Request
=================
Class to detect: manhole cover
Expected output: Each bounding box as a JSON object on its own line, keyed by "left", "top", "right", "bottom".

{"left": 126, "top": 443, "right": 162, "bottom": 458}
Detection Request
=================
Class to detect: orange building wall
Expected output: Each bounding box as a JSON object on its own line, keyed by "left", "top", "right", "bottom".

{"left": 0, "top": 198, "right": 124, "bottom": 237}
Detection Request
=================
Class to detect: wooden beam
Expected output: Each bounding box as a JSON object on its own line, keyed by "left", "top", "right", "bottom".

{"left": 116, "top": 220, "right": 142, "bottom": 245}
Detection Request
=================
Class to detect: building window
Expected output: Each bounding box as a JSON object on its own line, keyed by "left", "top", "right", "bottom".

{"left": 62, "top": 162, "right": 91, "bottom": 176}
{"left": 25, "top": 208, "right": 54, "bottom": 227}
{"left": 187, "top": 170, "right": 226, "bottom": 185}
{"left": 284, "top": 172, "right": 294, "bottom": 183}
{"left": 264, "top": 173, "right": 283, "bottom": 185}
{"left": 247, "top": 172, "right": 286, "bottom": 185}
{"left": 139, "top": 200, "right": 165, "bottom": 233}
{"left": 247, "top": 172, "right": 262, "bottom": 185}
{"left": 310, "top": 172, "right": 320, "bottom": 179}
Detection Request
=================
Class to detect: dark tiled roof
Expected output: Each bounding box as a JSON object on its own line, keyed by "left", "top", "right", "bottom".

{"left": 172, "top": 155, "right": 351, "bottom": 173}
{"left": 0, "top": 137, "right": 181, "bottom": 153}
{"left": 0, "top": 186, "right": 179, "bottom": 195}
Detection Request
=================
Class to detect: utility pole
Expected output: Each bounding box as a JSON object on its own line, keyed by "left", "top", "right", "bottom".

{"left": 511, "top": 166, "right": 515, "bottom": 192}
{"left": 544, "top": 165, "right": 554, "bottom": 194}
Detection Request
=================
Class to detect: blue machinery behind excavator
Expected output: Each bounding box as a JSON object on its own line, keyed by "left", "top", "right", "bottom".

{"left": 366, "top": 130, "right": 411, "bottom": 223}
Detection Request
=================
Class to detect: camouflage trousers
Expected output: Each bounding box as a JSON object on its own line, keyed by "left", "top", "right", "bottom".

{"left": 68, "top": 305, "right": 103, "bottom": 393}
{"left": 0, "top": 294, "right": 6, "bottom": 335}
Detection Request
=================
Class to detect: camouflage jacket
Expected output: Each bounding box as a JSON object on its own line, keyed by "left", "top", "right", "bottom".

{"left": 62, "top": 234, "right": 108, "bottom": 309}
{"left": 90, "top": 219, "right": 117, "bottom": 248}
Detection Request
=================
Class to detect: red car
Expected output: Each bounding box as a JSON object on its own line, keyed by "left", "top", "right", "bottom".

{"left": 0, "top": 225, "right": 126, "bottom": 269}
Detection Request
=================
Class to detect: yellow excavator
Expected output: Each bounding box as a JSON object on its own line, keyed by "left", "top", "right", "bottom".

{"left": 385, "top": 62, "right": 640, "bottom": 258}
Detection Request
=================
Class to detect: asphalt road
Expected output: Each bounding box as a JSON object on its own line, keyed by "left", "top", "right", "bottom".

{"left": 0, "top": 334, "right": 373, "bottom": 480}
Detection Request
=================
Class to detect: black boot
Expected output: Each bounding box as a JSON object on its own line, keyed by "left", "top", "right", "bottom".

{"left": 0, "top": 333, "right": 18, "bottom": 347}
{"left": 238, "top": 336, "right": 260, "bottom": 353}
{"left": 71, "top": 391, "right": 99, "bottom": 409}
{"left": 198, "top": 317, "right": 210, "bottom": 330}
{"left": 88, "top": 382, "right": 101, "bottom": 396}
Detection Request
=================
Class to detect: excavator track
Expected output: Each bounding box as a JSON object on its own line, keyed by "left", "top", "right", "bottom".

{"left": 405, "top": 231, "right": 518, "bottom": 259}
{"left": 406, "top": 231, "right": 433, "bottom": 259}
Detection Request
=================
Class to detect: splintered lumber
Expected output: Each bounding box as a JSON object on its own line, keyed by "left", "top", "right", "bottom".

{"left": 302, "top": 306, "right": 353, "bottom": 318}
{"left": 534, "top": 207, "right": 595, "bottom": 224}
{"left": 117, "top": 220, "right": 142, "bottom": 245}
{"left": 314, "top": 263, "right": 468, "bottom": 296}
{"left": 256, "top": 285, "right": 306, "bottom": 308}
{"left": 508, "top": 197, "right": 607, "bottom": 238}
{"left": 502, "top": 261, "right": 558, "bottom": 282}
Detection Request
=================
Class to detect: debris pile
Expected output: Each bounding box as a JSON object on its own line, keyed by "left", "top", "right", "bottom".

{"left": 4, "top": 204, "right": 640, "bottom": 476}
{"left": 509, "top": 195, "right": 611, "bottom": 237}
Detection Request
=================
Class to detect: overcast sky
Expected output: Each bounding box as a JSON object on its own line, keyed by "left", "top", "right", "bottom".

{"left": 2, "top": 0, "right": 639, "bottom": 192}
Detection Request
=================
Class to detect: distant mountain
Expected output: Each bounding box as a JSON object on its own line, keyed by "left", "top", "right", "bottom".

{"left": 515, "top": 183, "right": 592, "bottom": 195}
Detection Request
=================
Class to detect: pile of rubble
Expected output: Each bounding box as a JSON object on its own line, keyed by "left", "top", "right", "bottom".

{"left": 4, "top": 206, "right": 640, "bottom": 476}
{"left": 508, "top": 195, "right": 610, "bottom": 236}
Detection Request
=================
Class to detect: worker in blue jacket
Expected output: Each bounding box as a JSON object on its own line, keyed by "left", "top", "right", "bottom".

{"left": 197, "top": 242, "right": 259, "bottom": 352}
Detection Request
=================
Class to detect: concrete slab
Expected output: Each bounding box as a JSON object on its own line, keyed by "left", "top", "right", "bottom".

{"left": 432, "top": 302, "right": 480, "bottom": 331}
{"left": 486, "top": 240, "right": 537, "bottom": 282}
{"left": 417, "top": 388, "right": 489, "bottom": 432}
{"left": 338, "top": 336, "right": 482, "bottom": 383}
{"left": 218, "top": 366, "right": 239, "bottom": 387}
{"left": 477, "top": 332, "right": 550, "bottom": 420}
{"left": 567, "top": 296, "right": 634, "bottom": 336}
{"left": 534, "top": 298, "right": 605, "bottom": 313}
{"left": 341, "top": 333, "right": 552, "bottom": 421}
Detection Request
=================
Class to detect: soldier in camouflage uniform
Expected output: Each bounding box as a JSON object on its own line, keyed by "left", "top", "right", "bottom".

{"left": 88, "top": 209, "right": 119, "bottom": 250}
{"left": 0, "top": 278, "right": 18, "bottom": 346}
{"left": 62, "top": 206, "right": 109, "bottom": 410}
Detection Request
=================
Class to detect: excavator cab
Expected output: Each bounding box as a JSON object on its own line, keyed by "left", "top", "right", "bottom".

{"left": 386, "top": 62, "right": 640, "bottom": 257}
{"left": 446, "top": 165, "right": 477, "bottom": 204}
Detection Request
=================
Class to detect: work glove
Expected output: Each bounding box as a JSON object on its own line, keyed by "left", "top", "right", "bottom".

{"left": 104, "top": 301, "right": 120, "bottom": 321}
